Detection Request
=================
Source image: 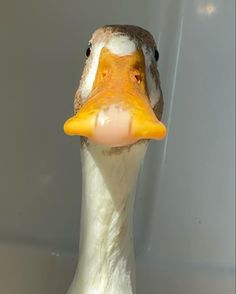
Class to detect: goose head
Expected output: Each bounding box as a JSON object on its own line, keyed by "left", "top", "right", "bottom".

{"left": 64, "top": 25, "right": 166, "bottom": 147}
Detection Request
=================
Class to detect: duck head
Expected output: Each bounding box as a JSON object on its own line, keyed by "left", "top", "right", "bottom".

{"left": 64, "top": 25, "right": 166, "bottom": 147}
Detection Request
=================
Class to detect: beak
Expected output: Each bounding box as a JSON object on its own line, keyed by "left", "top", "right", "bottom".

{"left": 64, "top": 48, "right": 166, "bottom": 147}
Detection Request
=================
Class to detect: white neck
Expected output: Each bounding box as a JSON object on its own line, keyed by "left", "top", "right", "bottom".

{"left": 68, "top": 141, "right": 147, "bottom": 294}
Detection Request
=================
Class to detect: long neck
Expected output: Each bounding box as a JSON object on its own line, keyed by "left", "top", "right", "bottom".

{"left": 68, "top": 141, "right": 147, "bottom": 294}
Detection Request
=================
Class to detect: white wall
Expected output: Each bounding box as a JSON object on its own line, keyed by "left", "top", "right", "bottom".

{"left": 135, "top": 0, "right": 235, "bottom": 268}
{"left": 0, "top": 0, "right": 235, "bottom": 270}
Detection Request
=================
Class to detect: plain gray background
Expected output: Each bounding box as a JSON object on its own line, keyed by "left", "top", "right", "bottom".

{"left": 0, "top": 0, "right": 235, "bottom": 272}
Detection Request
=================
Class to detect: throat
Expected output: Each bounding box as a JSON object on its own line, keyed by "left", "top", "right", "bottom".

{"left": 68, "top": 141, "right": 147, "bottom": 294}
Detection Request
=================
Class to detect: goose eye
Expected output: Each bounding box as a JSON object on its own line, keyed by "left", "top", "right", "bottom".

{"left": 154, "top": 49, "right": 159, "bottom": 62}
{"left": 86, "top": 43, "right": 92, "bottom": 57}
{"left": 86, "top": 47, "right": 91, "bottom": 57}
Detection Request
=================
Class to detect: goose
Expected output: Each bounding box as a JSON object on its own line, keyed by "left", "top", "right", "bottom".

{"left": 64, "top": 25, "right": 167, "bottom": 294}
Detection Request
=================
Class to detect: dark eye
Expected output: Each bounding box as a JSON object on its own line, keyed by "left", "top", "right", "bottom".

{"left": 86, "top": 43, "right": 92, "bottom": 57}
{"left": 86, "top": 47, "right": 91, "bottom": 57}
{"left": 154, "top": 49, "right": 159, "bottom": 62}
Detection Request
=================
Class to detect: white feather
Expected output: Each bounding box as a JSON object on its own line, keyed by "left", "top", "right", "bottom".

{"left": 142, "top": 45, "right": 161, "bottom": 108}
{"left": 81, "top": 42, "right": 105, "bottom": 101}
{"left": 106, "top": 35, "right": 136, "bottom": 56}
{"left": 67, "top": 142, "right": 147, "bottom": 294}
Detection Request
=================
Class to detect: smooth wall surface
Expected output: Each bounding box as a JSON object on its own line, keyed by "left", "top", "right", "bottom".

{"left": 0, "top": 0, "right": 235, "bottom": 273}
{"left": 136, "top": 0, "right": 235, "bottom": 268}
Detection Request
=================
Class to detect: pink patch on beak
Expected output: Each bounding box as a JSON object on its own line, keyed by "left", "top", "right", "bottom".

{"left": 92, "top": 104, "right": 137, "bottom": 147}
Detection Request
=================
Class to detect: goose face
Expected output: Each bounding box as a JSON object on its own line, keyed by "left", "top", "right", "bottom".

{"left": 64, "top": 25, "right": 166, "bottom": 147}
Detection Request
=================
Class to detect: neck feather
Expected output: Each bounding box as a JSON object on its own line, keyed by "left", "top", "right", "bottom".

{"left": 68, "top": 141, "right": 147, "bottom": 294}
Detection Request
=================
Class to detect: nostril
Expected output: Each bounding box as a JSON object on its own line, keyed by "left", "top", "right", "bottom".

{"left": 101, "top": 70, "right": 108, "bottom": 79}
{"left": 134, "top": 73, "right": 142, "bottom": 84}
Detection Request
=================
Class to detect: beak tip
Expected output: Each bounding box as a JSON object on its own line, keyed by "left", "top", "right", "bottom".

{"left": 161, "top": 124, "right": 167, "bottom": 138}
{"left": 157, "top": 123, "right": 167, "bottom": 140}
{"left": 63, "top": 118, "right": 75, "bottom": 136}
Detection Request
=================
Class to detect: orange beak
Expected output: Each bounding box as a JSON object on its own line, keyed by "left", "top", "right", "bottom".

{"left": 64, "top": 48, "right": 166, "bottom": 147}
